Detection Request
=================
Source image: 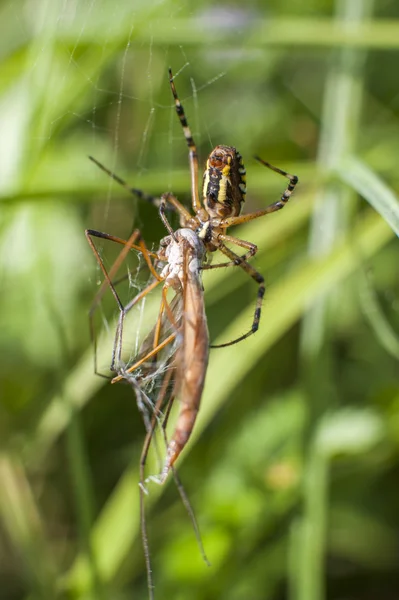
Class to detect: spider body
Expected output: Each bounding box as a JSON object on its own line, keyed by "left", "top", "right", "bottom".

{"left": 203, "top": 145, "right": 246, "bottom": 220}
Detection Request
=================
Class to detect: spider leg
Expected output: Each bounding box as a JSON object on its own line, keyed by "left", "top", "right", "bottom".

{"left": 89, "top": 156, "right": 194, "bottom": 226}
{"left": 89, "top": 155, "right": 168, "bottom": 209}
{"left": 159, "top": 194, "right": 178, "bottom": 239}
{"left": 210, "top": 241, "right": 265, "bottom": 349}
{"left": 219, "top": 160, "right": 298, "bottom": 228}
{"left": 85, "top": 229, "right": 163, "bottom": 375}
{"left": 202, "top": 234, "right": 258, "bottom": 269}
{"left": 169, "top": 68, "right": 201, "bottom": 214}
{"left": 138, "top": 366, "right": 175, "bottom": 600}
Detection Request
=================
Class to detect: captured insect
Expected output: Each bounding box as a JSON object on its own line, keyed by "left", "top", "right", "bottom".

{"left": 86, "top": 68, "right": 298, "bottom": 598}
{"left": 86, "top": 225, "right": 209, "bottom": 482}
{"left": 86, "top": 221, "right": 210, "bottom": 598}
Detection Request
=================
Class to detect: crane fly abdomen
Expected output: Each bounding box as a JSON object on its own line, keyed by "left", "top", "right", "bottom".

{"left": 159, "top": 229, "right": 209, "bottom": 482}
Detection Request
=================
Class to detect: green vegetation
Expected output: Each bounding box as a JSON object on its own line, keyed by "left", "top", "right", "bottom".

{"left": 1, "top": 0, "right": 398, "bottom": 599}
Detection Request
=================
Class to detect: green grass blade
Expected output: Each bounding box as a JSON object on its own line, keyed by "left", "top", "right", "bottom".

{"left": 337, "top": 156, "right": 399, "bottom": 236}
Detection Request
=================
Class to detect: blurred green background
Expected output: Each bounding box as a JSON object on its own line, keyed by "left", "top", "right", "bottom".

{"left": 1, "top": 0, "right": 399, "bottom": 599}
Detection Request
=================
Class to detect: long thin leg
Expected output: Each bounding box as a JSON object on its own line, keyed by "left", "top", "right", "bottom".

{"left": 89, "top": 155, "right": 169, "bottom": 210}
{"left": 112, "top": 284, "right": 182, "bottom": 384}
{"left": 219, "top": 159, "right": 298, "bottom": 229}
{"left": 158, "top": 195, "right": 177, "bottom": 239}
{"left": 145, "top": 381, "right": 210, "bottom": 566}
{"left": 146, "top": 287, "right": 179, "bottom": 360}
{"left": 210, "top": 242, "right": 265, "bottom": 349}
{"left": 171, "top": 467, "right": 210, "bottom": 567}
{"left": 111, "top": 333, "right": 176, "bottom": 383}
{"left": 85, "top": 229, "right": 163, "bottom": 374}
{"left": 139, "top": 367, "right": 175, "bottom": 600}
{"left": 147, "top": 379, "right": 211, "bottom": 566}
{"left": 157, "top": 191, "right": 199, "bottom": 243}
{"left": 202, "top": 234, "right": 258, "bottom": 270}
{"left": 86, "top": 229, "right": 161, "bottom": 303}
{"left": 89, "top": 155, "right": 196, "bottom": 227}
{"left": 160, "top": 192, "right": 193, "bottom": 226}
{"left": 86, "top": 229, "right": 161, "bottom": 375}
{"left": 152, "top": 298, "right": 167, "bottom": 354}
{"left": 160, "top": 286, "right": 180, "bottom": 334}
{"left": 168, "top": 68, "right": 201, "bottom": 214}
{"left": 110, "top": 279, "right": 162, "bottom": 373}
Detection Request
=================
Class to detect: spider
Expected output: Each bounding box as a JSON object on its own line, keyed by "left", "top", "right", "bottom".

{"left": 89, "top": 67, "right": 298, "bottom": 348}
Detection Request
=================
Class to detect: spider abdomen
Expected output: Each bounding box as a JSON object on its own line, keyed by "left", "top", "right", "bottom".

{"left": 203, "top": 145, "right": 246, "bottom": 219}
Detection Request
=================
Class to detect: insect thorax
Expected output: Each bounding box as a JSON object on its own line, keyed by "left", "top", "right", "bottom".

{"left": 202, "top": 145, "right": 247, "bottom": 220}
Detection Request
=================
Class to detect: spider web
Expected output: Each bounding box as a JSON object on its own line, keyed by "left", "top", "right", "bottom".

{"left": 0, "top": 0, "right": 231, "bottom": 377}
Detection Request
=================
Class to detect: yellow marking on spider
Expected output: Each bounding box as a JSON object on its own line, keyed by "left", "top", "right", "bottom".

{"left": 202, "top": 168, "right": 210, "bottom": 198}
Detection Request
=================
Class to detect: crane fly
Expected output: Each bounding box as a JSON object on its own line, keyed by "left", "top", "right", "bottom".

{"left": 85, "top": 221, "right": 210, "bottom": 599}
{"left": 109, "top": 227, "right": 209, "bottom": 480}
